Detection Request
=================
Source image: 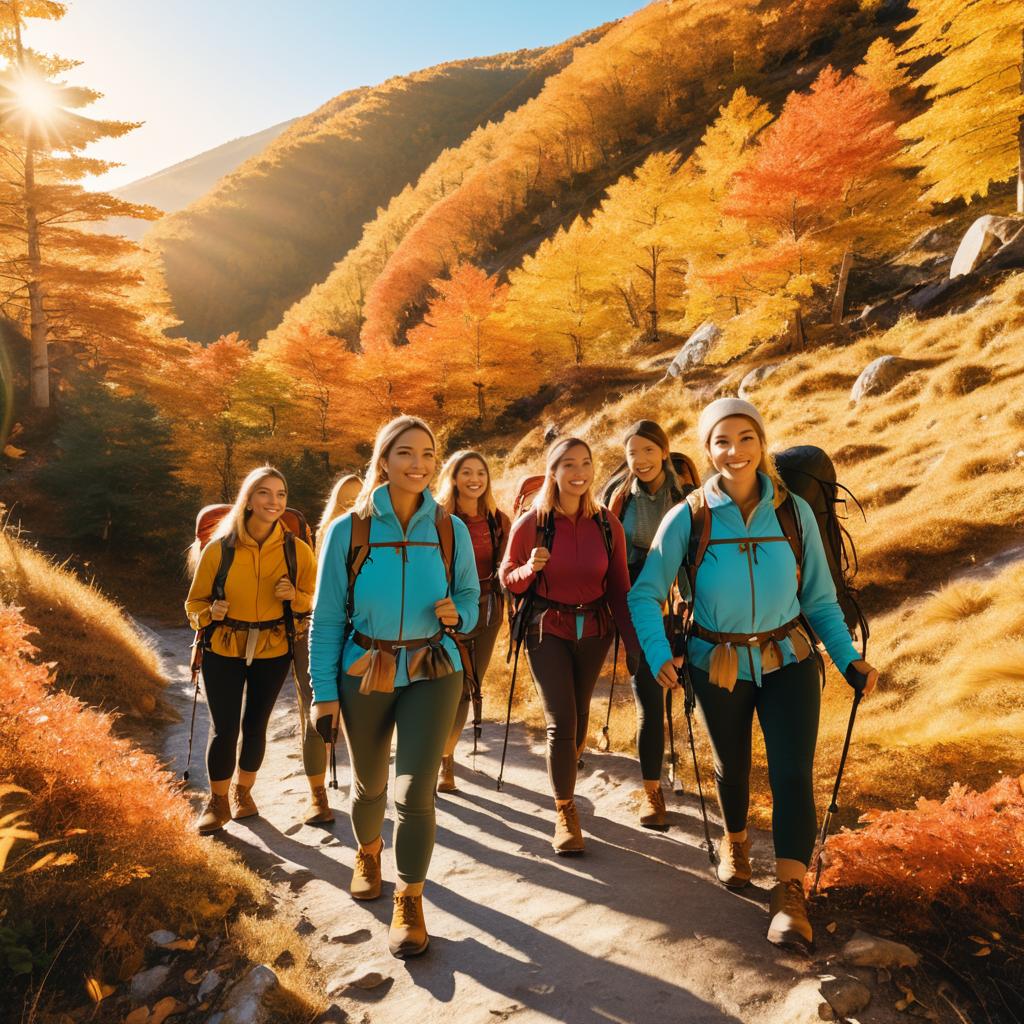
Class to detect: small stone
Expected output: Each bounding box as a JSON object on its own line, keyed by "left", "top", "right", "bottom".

{"left": 206, "top": 937, "right": 222, "bottom": 956}
{"left": 219, "top": 964, "right": 278, "bottom": 1024}
{"left": 739, "top": 363, "right": 782, "bottom": 400}
{"left": 272, "top": 949, "right": 296, "bottom": 970}
{"left": 197, "top": 969, "right": 223, "bottom": 1002}
{"left": 147, "top": 930, "right": 177, "bottom": 947}
{"left": 820, "top": 974, "right": 872, "bottom": 1018}
{"left": 851, "top": 356, "right": 916, "bottom": 402}
{"left": 842, "top": 930, "right": 919, "bottom": 968}
{"left": 130, "top": 965, "right": 171, "bottom": 1003}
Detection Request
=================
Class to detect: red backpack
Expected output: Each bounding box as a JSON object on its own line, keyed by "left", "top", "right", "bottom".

{"left": 194, "top": 504, "right": 314, "bottom": 550}
{"left": 510, "top": 475, "right": 544, "bottom": 520}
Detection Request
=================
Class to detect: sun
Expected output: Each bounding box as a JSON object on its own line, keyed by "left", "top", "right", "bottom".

{"left": 9, "top": 73, "right": 57, "bottom": 123}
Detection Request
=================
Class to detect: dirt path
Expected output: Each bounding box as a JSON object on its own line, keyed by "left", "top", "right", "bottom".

{"left": 146, "top": 625, "right": 893, "bottom": 1024}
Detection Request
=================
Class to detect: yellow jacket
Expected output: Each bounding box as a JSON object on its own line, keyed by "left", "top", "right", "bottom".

{"left": 185, "top": 522, "right": 317, "bottom": 660}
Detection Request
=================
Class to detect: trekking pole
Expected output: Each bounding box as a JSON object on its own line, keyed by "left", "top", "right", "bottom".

{"left": 182, "top": 632, "right": 204, "bottom": 782}
{"left": 665, "top": 687, "right": 683, "bottom": 794}
{"left": 598, "top": 631, "right": 620, "bottom": 753}
{"left": 496, "top": 638, "right": 522, "bottom": 792}
{"left": 679, "top": 659, "right": 717, "bottom": 866}
{"left": 811, "top": 664, "right": 868, "bottom": 895}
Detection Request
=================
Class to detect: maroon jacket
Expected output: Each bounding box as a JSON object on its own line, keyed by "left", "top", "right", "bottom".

{"left": 456, "top": 509, "right": 511, "bottom": 583}
{"left": 499, "top": 507, "right": 639, "bottom": 654}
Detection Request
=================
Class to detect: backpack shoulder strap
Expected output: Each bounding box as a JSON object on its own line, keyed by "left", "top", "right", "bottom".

{"left": 282, "top": 531, "right": 298, "bottom": 587}
{"left": 435, "top": 507, "right": 455, "bottom": 588}
{"left": 683, "top": 488, "right": 710, "bottom": 595}
{"left": 595, "top": 507, "right": 614, "bottom": 560}
{"left": 212, "top": 539, "right": 235, "bottom": 601}
{"left": 347, "top": 514, "right": 372, "bottom": 589}
{"left": 774, "top": 489, "right": 804, "bottom": 593}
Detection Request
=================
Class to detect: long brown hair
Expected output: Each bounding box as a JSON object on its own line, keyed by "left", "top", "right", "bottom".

{"left": 609, "top": 419, "right": 677, "bottom": 510}
{"left": 533, "top": 436, "right": 600, "bottom": 520}
{"left": 436, "top": 449, "right": 497, "bottom": 517}
{"left": 352, "top": 415, "right": 438, "bottom": 519}
{"left": 187, "top": 465, "right": 287, "bottom": 573}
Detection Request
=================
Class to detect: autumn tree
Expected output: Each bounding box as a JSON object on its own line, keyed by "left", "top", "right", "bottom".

{"left": 0, "top": 0, "right": 158, "bottom": 409}
{"left": 899, "top": 0, "right": 1024, "bottom": 211}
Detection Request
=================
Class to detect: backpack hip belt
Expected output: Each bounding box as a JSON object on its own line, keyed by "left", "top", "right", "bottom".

{"left": 690, "top": 616, "right": 803, "bottom": 650}
{"left": 479, "top": 577, "right": 501, "bottom": 595}
{"left": 532, "top": 595, "right": 606, "bottom": 616}
{"left": 216, "top": 614, "right": 287, "bottom": 632}
{"left": 352, "top": 629, "right": 446, "bottom": 655}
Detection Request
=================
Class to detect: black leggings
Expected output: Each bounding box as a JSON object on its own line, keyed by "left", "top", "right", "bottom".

{"left": 203, "top": 650, "right": 291, "bottom": 782}
{"left": 526, "top": 632, "right": 612, "bottom": 800}
{"left": 631, "top": 655, "right": 666, "bottom": 781}
{"left": 690, "top": 657, "right": 821, "bottom": 864}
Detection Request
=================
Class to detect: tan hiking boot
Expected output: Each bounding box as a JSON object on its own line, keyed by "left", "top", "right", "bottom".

{"left": 436, "top": 755, "right": 457, "bottom": 794}
{"left": 639, "top": 786, "right": 667, "bottom": 830}
{"left": 768, "top": 879, "right": 813, "bottom": 950}
{"left": 389, "top": 892, "right": 429, "bottom": 958}
{"left": 196, "top": 792, "right": 231, "bottom": 834}
{"left": 716, "top": 836, "right": 752, "bottom": 889}
{"left": 552, "top": 800, "right": 585, "bottom": 855}
{"left": 303, "top": 785, "right": 334, "bottom": 825}
{"left": 230, "top": 783, "right": 258, "bottom": 819}
{"left": 350, "top": 840, "right": 383, "bottom": 901}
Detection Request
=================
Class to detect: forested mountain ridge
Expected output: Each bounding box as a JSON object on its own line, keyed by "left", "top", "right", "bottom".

{"left": 147, "top": 26, "right": 614, "bottom": 343}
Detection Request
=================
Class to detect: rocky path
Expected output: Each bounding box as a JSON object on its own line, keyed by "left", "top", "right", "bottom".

{"left": 147, "top": 626, "right": 916, "bottom": 1024}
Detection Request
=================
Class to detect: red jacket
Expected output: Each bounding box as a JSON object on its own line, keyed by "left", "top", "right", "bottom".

{"left": 457, "top": 509, "right": 511, "bottom": 583}
{"left": 500, "top": 507, "right": 639, "bottom": 653}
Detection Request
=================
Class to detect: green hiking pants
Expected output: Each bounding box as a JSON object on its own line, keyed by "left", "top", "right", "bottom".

{"left": 292, "top": 637, "right": 327, "bottom": 778}
{"left": 339, "top": 669, "right": 463, "bottom": 885}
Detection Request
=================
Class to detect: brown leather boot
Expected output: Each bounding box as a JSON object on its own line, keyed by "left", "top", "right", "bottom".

{"left": 552, "top": 800, "right": 585, "bottom": 855}
{"left": 230, "top": 783, "right": 258, "bottom": 819}
{"left": 389, "top": 892, "right": 429, "bottom": 958}
{"left": 639, "top": 786, "right": 667, "bottom": 830}
{"left": 436, "top": 755, "right": 457, "bottom": 794}
{"left": 350, "top": 840, "right": 383, "bottom": 901}
{"left": 716, "top": 835, "right": 752, "bottom": 889}
{"left": 303, "top": 784, "right": 334, "bottom": 825}
{"left": 196, "top": 792, "right": 231, "bottom": 834}
{"left": 768, "top": 879, "right": 813, "bottom": 949}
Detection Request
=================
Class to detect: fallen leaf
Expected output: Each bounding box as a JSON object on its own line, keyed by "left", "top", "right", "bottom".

{"left": 826, "top": 921, "right": 837, "bottom": 934}
{"left": 972, "top": 946, "right": 992, "bottom": 957}
{"left": 124, "top": 1008, "right": 150, "bottom": 1024}
{"left": 149, "top": 996, "right": 182, "bottom": 1024}
{"left": 969, "top": 935, "right": 989, "bottom": 944}
{"left": 184, "top": 968, "right": 203, "bottom": 984}
{"left": 162, "top": 935, "right": 199, "bottom": 951}
{"left": 84, "top": 976, "right": 115, "bottom": 1002}
{"left": 990, "top": 931, "right": 1001, "bottom": 941}
{"left": 3, "top": 445, "right": 26, "bottom": 459}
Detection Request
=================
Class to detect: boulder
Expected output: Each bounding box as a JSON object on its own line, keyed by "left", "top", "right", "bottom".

{"left": 739, "top": 363, "right": 782, "bottom": 400}
{"left": 129, "top": 964, "right": 172, "bottom": 1003}
{"left": 842, "top": 930, "right": 919, "bottom": 969}
{"left": 819, "top": 974, "right": 872, "bottom": 1019}
{"left": 219, "top": 964, "right": 279, "bottom": 1024}
{"left": 950, "top": 215, "right": 1023, "bottom": 278}
{"left": 850, "top": 356, "right": 915, "bottom": 402}
{"left": 664, "top": 321, "right": 720, "bottom": 378}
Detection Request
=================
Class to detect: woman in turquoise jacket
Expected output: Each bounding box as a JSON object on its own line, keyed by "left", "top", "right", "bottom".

{"left": 628, "top": 398, "right": 878, "bottom": 951}
{"left": 309, "top": 415, "right": 480, "bottom": 959}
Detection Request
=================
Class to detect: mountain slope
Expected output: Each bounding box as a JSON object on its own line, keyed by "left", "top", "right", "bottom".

{"left": 149, "top": 30, "right": 612, "bottom": 343}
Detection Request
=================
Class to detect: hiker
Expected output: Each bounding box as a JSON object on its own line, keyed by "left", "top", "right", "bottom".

{"left": 185, "top": 466, "right": 316, "bottom": 835}
{"left": 499, "top": 436, "right": 639, "bottom": 855}
{"left": 316, "top": 474, "right": 361, "bottom": 555}
{"left": 434, "top": 450, "right": 511, "bottom": 793}
{"left": 605, "top": 420, "right": 699, "bottom": 830}
{"left": 628, "top": 398, "right": 878, "bottom": 950}
{"left": 308, "top": 415, "right": 480, "bottom": 958}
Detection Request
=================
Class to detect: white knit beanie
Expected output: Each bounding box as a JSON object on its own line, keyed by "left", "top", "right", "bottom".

{"left": 698, "top": 398, "right": 766, "bottom": 449}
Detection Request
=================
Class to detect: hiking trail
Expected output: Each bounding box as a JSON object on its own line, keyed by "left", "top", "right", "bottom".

{"left": 149, "top": 625, "right": 909, "bottom": 1024}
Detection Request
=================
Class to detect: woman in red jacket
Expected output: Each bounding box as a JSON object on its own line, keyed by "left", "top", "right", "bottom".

{"left": 435, "top": 450, "right": 511, "bottom": 792}
{"left": 499, "top": 436, "right": 638, "bottom": 855}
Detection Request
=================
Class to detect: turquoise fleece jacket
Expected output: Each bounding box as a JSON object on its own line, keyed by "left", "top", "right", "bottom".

{"left": 627, "top": 472, "right": 858, "bottom": 685}
{"left": 309, "top": 485, "right": 480, "bottom": 701}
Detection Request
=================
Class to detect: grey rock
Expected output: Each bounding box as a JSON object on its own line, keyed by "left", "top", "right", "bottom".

{"left": 206, "top": 1015, "right": 224, "bottom": 1024}
{"left": 850, "top": 356, "right": 915, "bottom": 402}
{"left": 950, "top": 215, "right": 1023, "bottom": 278}
{"left": 819, "top": 974, "right": 872, "bottom": 1018}
{"left": 130, "top": 964, "right": 172, "bottom": 1003}
{"left": 147, "top": 929, "right": 177, "bottom": 946}
{"left": 198, "top": 969, "right": 223, "bottom": 1002}
{"left": 842, "top": 930, "right": 919, "bottom": 968}
{"left": 739, "top": 363, "right": 782, "bottom": 400}
{"left": 207, "top": 936, "right": 223, "bottom": 956}
{"left": 220, "top": 964, "right": 279, "bottom": 1024}
{"left": 665, "top": 321, "right": 720, "bottom": 378}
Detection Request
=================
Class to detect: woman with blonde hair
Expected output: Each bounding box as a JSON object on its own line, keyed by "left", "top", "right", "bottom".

{"left": 628, "top": 398, "right": 878, "bottom": 950}
{"left": 186, "top": 466, "right": 316, "bottom": 834}
{"left": 309, "top": 416, "right": 480, "bottom": 958}
{"left": 499, "top": 436, "right": 638, "bottom": 855}
{"left": 316, "top": 474, "right": 361, "bottom": 555}
{"left": 434, "top": 450, "right": 511, "bottom": 792}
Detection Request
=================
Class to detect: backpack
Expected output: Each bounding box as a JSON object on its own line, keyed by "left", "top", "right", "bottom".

{"left": 343, "top": 506, "right": 456, "bottom": 631}
{"left": 601, "top": 452, "right": 702, "bottom": 519}
{"left": 195, "top": 503, "right": 315, "bottom": 550}
{"left": 511, "top": 475, "right": 544, "bottom": 520}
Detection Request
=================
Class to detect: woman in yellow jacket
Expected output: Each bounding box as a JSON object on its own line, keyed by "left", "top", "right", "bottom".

{"left": 186, "top": 466, "right": 316, "bottom": 833}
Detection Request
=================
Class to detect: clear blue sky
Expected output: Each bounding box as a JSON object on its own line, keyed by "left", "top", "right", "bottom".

{"left": 27, "top": 0, "right": 645, "bottom": 190}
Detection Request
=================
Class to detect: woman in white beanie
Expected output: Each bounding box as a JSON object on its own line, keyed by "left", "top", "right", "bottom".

{"left": 628, "top": 397, "right": 878, "bottom": 950}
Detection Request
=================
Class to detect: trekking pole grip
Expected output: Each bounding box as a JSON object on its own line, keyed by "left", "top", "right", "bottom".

{"left": 843, "top": 663, "right": 868, "bottom": 693}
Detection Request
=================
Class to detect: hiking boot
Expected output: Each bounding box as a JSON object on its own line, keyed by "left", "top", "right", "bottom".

{"left": 716, "top": 836, "right": 752, "bottom": 889}
{"left": 350, "top": 840, "right": 383, "bottom": 901}
{"left": 767, "top": 879, "right": 813, "bottom": 950}
{"left": 436, "top": 755, "right": 457, "bottom": 794}
{"left": 230, "top": 783, "right": 258, "bottom": 820}
{"left": 552, "top": 801, "right": 585, "bottom": 855}
{"left": 196, "top": 792, "right": 231, "bottom": 834}
{"left": 389, "top": 892, "right": 429, "bottom": 958}
{"left": 303, "top": 785, "right": 334, "bottom": 825}
{"left": 639, "top": 786, "right": 668, "bottom": 830}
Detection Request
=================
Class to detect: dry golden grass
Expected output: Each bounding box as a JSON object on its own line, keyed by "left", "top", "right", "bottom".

{"left": 0, "top": 527, "right": 171, "bottom": 723}
{"left": 484, "top": 271, "right": 1024, "bottom": 825}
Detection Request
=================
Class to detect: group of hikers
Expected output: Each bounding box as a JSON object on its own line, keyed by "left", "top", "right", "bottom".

{"left": 184, "top": 398, "right": 879, "bottom": 961}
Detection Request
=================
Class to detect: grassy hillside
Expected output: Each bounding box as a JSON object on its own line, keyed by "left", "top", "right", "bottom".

{"left": 150, "top": 32, "right": 611, "bottom": 344}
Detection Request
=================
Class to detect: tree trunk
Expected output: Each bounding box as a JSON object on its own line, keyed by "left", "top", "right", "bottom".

{"left": 473, "top": 381, "right": 485, "bottom": 421}
{"left": 791, "top": 306, "right": 807, "bottom": 351}
{"left": 1018, "top": 24, "right": 1023, "bottom": 214}
{"left": 832, "top": 249, "right": 853, "bottom": 326}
